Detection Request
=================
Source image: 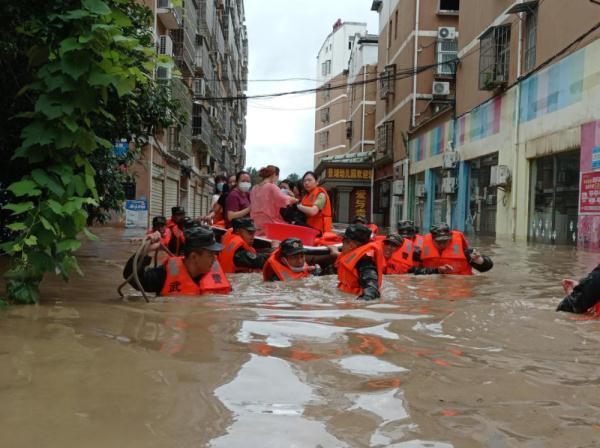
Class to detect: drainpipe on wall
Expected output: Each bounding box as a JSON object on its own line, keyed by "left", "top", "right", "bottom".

{"left": 370, "top": 156, "right": 375, "bottom": 223}
{"left": 511, "top": 3, "right": 524, "bottom": 241}
{"left": 361, "top": 67, "right": 367, "bottom": 153}
{"left": 412, "top": 0, "right": 420, "bottom": 128}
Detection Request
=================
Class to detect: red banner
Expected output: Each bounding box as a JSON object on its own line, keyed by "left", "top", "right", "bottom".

{"left": 579, "top": 171, "right": 600, "bottom": 215}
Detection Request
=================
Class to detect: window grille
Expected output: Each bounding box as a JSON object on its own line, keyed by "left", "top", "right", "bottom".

{"left": 479, "top": 25, "right": 511, "bottom": 90}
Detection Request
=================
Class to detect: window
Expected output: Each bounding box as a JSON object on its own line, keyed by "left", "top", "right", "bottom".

{"left": 319, "top": 131, "right": 329, "bottom": 147}
{"left": 388, "top": 20, "right": 392, "bottom": 48}
{"left": 524, "top": 9, "right": 537, "bottom": 72}
{"left": 436, "top": 39, "right": 458, "bottom": 76}
{"left": 321, "top": 60, "right": 331, "bottom": 77}
{"left": 479, "top": 24, "right": 511, "bottom": 90}
{"left": 323, "top": 83, "right": 331, "bottom": 101}
{"left": 346, "top": 120, "right": 353, "bottom": 139}
{"left": 394, "top": 11, "right": 398, "bottom": 40}
{"left": 320, "top": 108, "right": 330, "bottom": 123}
{"left": 192, "top": 104, "right": 202, "bottom": 136}
{"left": 379, "top": 64, "right": 396, "bottom": 99}
{"left": 438, "top": 0, "right": 460, "bottom": 12}
{"left": 377, "top": 121, "right": 394, "bottom": 154}
{"left": 348, "top": 39, "right": 352, "bottom": 50}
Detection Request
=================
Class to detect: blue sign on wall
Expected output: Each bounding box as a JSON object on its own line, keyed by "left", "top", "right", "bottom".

{"left": 125, "top": 200, "right": 148, "bottom": 228}
{"left": 592, "top": 146, "right": 600, "bottom": 170}
{"left": 114, "top": 140, "right": 129, "bottom": 158}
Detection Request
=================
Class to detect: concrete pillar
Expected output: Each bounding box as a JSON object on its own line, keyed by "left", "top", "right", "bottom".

{"left": 423, "top": 169, "right": 435, "bottom": 231}
{"left": 337, "top": 186, "right": 353, "bottom": 224}
{"left": 454, "top": 160, "right": 470, "bottom": 232}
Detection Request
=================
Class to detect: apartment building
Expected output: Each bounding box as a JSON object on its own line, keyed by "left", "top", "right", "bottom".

{"left": 370, "top": 0, "right": 459, "bottom": 229}
{"left": 133, "top": 0, "right": 248, "bottom": 224}
{"left": 347, "top": 34, "right": 379, "bottom": 155}
{"left": 403, "top": 0, "right": 600, "bottom": 248}
{"left": 314, "top": 20, "right": 368, "bottom": 166}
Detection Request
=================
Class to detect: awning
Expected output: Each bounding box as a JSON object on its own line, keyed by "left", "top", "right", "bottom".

{"left": 507, "top": 0, "right": 538, "bottom": 14}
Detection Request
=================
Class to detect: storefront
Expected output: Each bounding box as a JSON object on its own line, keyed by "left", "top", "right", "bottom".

{"left": 467, "top": 153, "right": 498, "bottom": 236}
{"left": 529, "top": 150, "right": 580, "bottom": 245}
{"left": 315, "top": 152, "right": 373, "bottom": 224}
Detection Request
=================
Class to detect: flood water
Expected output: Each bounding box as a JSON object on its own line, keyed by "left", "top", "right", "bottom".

{"left": 1, "top": 227, "right": 599, "bottom": 448}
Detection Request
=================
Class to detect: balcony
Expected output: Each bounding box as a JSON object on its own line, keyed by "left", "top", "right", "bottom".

{"left": 170, "top": 28, "right": 195, "bottom": 75}
{"left": 157, "top": 0, "right": 182, "bottom": 30}
{"left": 170, "top": 78, "right": 193, "bottom": 158}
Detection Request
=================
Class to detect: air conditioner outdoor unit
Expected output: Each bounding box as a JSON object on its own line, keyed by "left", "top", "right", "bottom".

{"left": 194, "top": 78, "right": 206, "bottom": 96}
{"left": 433, "top": 81, "right": 450, "bottom": 96}
{"left": 438, "top": 27, "right": 457, "bottom": 40}
{"left": 415, "top": 183, "right": 426, "bottom": 198}
{"left": 156, "top": 66, "right": 172, "bottom": 80}
{"left": 490, "top": 165, "right": 511, "bottom": 187}
{"left": 158, "top": 35, "right": 173, "bottom": 56}
{"left": 442, "top": 177, "right": 457, "bottom": 194}
{"left": 443, "top": 151, "right": 457, "bottom": 169}
{"left": 392, "top": 179, "right": 404, "bottom": 196}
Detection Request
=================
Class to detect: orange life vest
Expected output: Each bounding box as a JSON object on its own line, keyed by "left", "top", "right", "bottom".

{"left": 336, "top": 242, "right": 384, "bottom": 295}
{"left": 301, "top": 187, "right": 333, "bottom": 234}
{"left": 160, "top": 256, "right": 231, "bottom": 296}
{"left": 384, "top": 238, "right": 420, "bottom": 275}
{"left": 146, "top": 227, "right": 172, "bottom": 247}
{"left": 315, "top": 231, "right": 343, "bottom": 246}
{"left": 420, "top": 231, "right": 473, "bottom": 275}
{"left": 262, "top": 248, "right": 310, "bottom": 281}
{"left": 166, "top": 221, "right": 185, "bottom": 255}
{"left": 218, "top": 229, "right": 258, "bottom": 273}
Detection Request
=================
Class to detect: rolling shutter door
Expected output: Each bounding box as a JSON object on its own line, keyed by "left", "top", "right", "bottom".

{"left": 194, "top": 189, "right": 202, "bottom": 217}
{"left": 165, "top": 166, "right": 180, "bottom": 213}
{"left": 151, "top": 164, "right": 165, "bottom": 217}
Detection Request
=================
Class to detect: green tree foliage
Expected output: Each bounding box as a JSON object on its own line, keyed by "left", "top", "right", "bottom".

{"left": 244, "top": 167, "right": 261, "bottom": 186}
{"left": 286, "top": 173, "right": 300, "bottom": 184}
{"left": 0, "top": 0, "right": 184, "bottom": 303}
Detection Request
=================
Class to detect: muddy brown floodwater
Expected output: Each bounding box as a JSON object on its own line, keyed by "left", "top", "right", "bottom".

{"left": 1, "top": 227, "right": 599, "bottom": 448}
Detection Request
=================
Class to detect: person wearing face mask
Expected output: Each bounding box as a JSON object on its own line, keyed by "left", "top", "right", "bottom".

{"left": 279, "top": 179, "right": 308, "bottom": 226}
{"left": 203, "top": 175, "right": 227, "bottom": 226}
{"left": 224, "top": 171, "right": 252, "bottom": 228}
{"left": 263, "top": 238, "right": 313, "bottom": 281}
{"left": 249, "top": 165, "right": 298, "bottom": 235}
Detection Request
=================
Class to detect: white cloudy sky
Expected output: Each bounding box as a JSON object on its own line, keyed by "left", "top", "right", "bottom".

{"left": 244, "top": 0, "right": 378, "bottom": 179}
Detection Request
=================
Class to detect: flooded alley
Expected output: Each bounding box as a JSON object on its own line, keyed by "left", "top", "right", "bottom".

{"left": 1, "top": 228, "right": 599, "bottom": 448}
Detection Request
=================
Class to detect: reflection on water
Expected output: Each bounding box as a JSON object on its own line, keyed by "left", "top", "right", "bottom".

{"left": 1, "top": 228, "right": 599, "bottom": 447}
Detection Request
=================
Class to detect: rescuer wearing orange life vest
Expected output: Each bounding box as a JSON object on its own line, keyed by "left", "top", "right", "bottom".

{"left": 328, "top": 224, "right": 384, "bottom": 301}
{"left": 219, "top": 218, "right": 271, "bottom": 273}
{"left": 166, "top": 206, "right": 187, "bottom": 256}
{"left": 123, "top": 226, "right": 231, "bottom": 296}
{"left": 381, "top": 233, "right": 452, "bottom": 275}
{"left": 352, "top": 215, "right": 379, "bottom": 237}
{"left": 556, "top": 265, "right": 600, "bottom": 316}
{"left": 145, "top": 216, "right": 171, "bottom": 247}
{"left": 415, "top": 223, "right": 493, "bottom": 275}
{"left": 263, "top": 238, "right": 313, "bottom": 282}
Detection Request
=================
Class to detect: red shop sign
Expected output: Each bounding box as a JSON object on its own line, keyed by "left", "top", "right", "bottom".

{"left": 579, "top": 171, "right": 600, "bottom": 215}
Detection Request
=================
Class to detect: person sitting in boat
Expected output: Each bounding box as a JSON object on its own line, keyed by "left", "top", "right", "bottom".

{"left": 219, "top": 218, "right": 271, "bottom": 273}
{"left": 263, "top": 238, "right": 314, "bottom": 282}
{"left": 328, "top": 224, "right": 384, "bottom": 301}
{"left": 123, "top": 226, "right": 231, "bottom": 296}
{"left": 556, "top": 265, "right": 600, "bottom": 316}
{"left": 352, "top": 215, "right": 378, "bottom": 237}
{"left": 415, "top": 223, "right": 493, "bottom": 275}
{"left": 297, "top": 171, "right": 333, "bottom": 235}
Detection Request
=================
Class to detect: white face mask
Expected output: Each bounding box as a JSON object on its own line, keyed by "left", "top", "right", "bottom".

{"left": 238, "top": 182, "right": 251, "bottom": 192}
